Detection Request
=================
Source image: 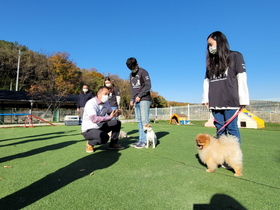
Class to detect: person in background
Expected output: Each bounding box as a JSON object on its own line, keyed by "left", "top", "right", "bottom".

{"left": 202, "top": 31, "right": 249, "bottom": 144}
{"left": 103, "top": 77, "right": 121, "bottom": 120}
{"left": 126, "top": 57, "right": 152, "bottom": 149}
{"left": 81, "top": 86, "right": 124, "bottom": 153}
{"left": 77, "top": 85, "right": 94, "bottom": 121}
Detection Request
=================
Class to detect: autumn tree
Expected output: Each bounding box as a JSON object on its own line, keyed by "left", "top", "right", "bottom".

{"left": 28, "top": 52, "right": 81, "bottom": 114}
{"left": 0, "top": 40, "right": 29, "bottom": 90}
{"left": 20, "top": 50, "right": 51, "bottom": 91}
{"left": 49, "top": 52, "right": 81, "bottom": 94}
{"left": 0, "top": 40, "right": 52, "bottom": 92}
{"left": 169, "top": 101, "right": 189, "bottom": 106}
{"left": 151, "top": 91, "right": 167, "bottom": 108}
{"left": 80, "top": 67, "right": 104, "bottom": 95}
{"left": 1, "top": 39, "right": 186, "bottom": 116}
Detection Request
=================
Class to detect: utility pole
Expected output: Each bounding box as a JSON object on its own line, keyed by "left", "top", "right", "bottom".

{"left": 16, "top": 49, "right": 21, "bottom": 91}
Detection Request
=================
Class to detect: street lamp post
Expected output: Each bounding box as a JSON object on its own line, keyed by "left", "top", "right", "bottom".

{"left": 15, "top": 49, "right": 21, "bottom": 91}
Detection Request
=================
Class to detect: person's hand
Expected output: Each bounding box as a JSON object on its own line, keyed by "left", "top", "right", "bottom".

{"left": 130, "top": 101, "right": 134, "bottom": 106}
{"left": 110, "top": 110, "right": 117, "bottom": 118}
{"left": 115, "top": 109, "right": 122, "bottom": 116}
{"left": 77, "top": 108, "right": 80, "bottom": 112}
{"left": 135, "top": 96, "right": 141, "bottom": 102}
{"left": 203, "top": 103, "right": 209, "bottom": 108}
{"left": 240, "top": 105, "right": 246, "bottom": 109}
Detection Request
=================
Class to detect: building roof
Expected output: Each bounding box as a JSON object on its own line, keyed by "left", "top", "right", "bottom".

{"left": 0, "top": 90, "right": 30, "bottom": 101}
{"left": 0, "top": 90, "right": 78, "bottom": 103}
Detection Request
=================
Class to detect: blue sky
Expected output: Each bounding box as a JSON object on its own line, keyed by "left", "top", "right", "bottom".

{"left": 2, "top": 0, "right": 280, "bottom": 103}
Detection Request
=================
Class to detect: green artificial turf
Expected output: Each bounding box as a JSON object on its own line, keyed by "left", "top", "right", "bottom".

{"left": 0, "top": 121, "right": 280, "bottom": 209}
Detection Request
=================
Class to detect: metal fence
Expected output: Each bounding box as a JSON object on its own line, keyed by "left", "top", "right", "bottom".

{"left": 150, "top": 101, "right": 280, "bottom": 123}
{"left": 149, "top": 101, "right": 280, "bottom": 123}
{"left": 1, "top": 100, "right": 279, "bottom": 124}
{"left": 245, "top": 100, "right": 280, "bottom": 123}
{"left": 149, "top": 105, "right": 210, "bottom": 121}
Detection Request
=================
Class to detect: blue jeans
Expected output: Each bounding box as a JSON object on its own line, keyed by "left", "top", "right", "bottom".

{"left": 134, "top": 101, "right": 151, "bottom": 143}
{"left": 212, "top": 109, "right": 241, "bottom": 143}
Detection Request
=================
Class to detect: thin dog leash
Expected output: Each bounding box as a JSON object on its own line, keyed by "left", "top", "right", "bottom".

{"left": 213, "top": 108, "right": 240, "bottom": 124}
{"left": 212, "top": 107, "right": 244, "bottom": 137}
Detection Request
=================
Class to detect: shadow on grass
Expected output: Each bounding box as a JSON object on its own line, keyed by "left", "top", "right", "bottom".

{"left": 193, "top": 194, "right": 247, "bottom": 210}
{"left": 195, "top": 154, "right": 236, "bottom": 175}
{"left": 0, "top": 150, "right": 121, "bottom": 209}
{"left": 0, "top": 130, "right": 78, "bottom": 144}
{"left": 155, "top": 131, "right": 169, "bottom": 146}
{"left": 92, "top": 135, "right": 139, "bottom": 152}
{"left": 0, "top": 134, "right": 79, "bottom": 147}
{"left": 195, "top": 154, "right": 207, "bottom": 167}
{"left": 0, "top": 134, "right": 81, "bottom": 148}
{"left": 156, "top": 131, "right": 169, "bottom": 139}
{"left": 109, "top": 131, "right": 170, "bottom": 148}
{"left": 0, "top": 140, "right": 83, "bottom": 163}
{"left": 126, "top": 129, "right": 138, "bottom": 136}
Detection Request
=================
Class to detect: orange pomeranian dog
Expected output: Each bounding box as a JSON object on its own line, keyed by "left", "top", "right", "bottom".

{"left": 195, "top": 134, "right": 243, "bottom": 176}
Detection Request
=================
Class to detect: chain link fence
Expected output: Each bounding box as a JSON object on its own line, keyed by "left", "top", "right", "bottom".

{"left": 245, "top": 100, "right": 280, "bottom": 123}
{"left": 150, "top": 101, "right": 280, "bottom": 123}
{"left": 1, "top": 100, "right": 279, "bottom": 124}
{"left": 149, "top": 105, "right": 210, "bottom": 121}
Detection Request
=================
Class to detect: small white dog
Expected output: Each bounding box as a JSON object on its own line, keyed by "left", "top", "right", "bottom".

{"left": 108, "top": 130, "right": 129, "bottom": 139}
{"left": 143, "top": 124, "right": 157, "bottom": 148}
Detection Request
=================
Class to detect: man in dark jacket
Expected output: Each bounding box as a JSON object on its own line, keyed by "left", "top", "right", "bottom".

{"left": 126, "top": 57, "right": 152, "bottom": 149}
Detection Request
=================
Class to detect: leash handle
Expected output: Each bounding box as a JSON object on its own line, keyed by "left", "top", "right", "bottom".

{"left": 213, "top": 107, "right": 244, "bottom": 137}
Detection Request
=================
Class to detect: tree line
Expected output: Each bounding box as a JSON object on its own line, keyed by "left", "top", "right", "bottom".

{"left": 0, "top": 40, "right": 189, "bottom": 114}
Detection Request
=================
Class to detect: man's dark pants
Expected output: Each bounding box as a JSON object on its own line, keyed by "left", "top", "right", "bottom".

{"left": 82, "top": 120, "right": 121, "bottom": 146}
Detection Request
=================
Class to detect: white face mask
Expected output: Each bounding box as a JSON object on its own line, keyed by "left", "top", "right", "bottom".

{"left": 209, "top": 46, "right": 217, "bottom": 54}
{"left": 83, "top": 89, "right": 88, "bottom": 92}
{"left": 101, "top": 95, "right": 109, "bottom": 103}
{"left": 105, "top": 83, "right": 111, "bottom": 87}
{"left": 131, "top": 68, "right": 138, "bottom": 73}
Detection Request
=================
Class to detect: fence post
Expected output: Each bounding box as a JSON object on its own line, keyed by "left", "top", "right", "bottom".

{"left": 155, "top": 107, "right": 157, "bottom": 121}
{"left": 188, "top": 104, "right": 190, "bottom": 120}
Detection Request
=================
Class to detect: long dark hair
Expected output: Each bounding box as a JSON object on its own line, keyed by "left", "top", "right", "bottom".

{"left": 103, "top": 76, "right": 115, "bottom": 93}
{"left": 206, "top": 31, "right": 231, "bottom": 79}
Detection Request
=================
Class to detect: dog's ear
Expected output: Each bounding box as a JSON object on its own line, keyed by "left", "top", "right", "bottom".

{"left": 196, "top": 134, "right": 204, "bottom": 140}
{"left": 196, "top": 134, "right": 210, "bottom": 143}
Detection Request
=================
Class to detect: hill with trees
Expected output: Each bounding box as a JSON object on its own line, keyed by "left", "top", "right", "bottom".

{"left": 0, "top": 40, "right": 188, "bottom": 113}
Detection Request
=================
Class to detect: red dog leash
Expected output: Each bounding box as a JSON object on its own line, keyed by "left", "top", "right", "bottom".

{"left": 213, "top": 107, "right": 244, "bottom": 137}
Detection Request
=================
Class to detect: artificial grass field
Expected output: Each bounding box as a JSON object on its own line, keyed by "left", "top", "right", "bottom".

{"left": 0, "top": 121, "right": 279, "bottom": 210}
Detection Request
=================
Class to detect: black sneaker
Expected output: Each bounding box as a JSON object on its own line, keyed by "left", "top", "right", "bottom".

{"left": 108, "top": 144, "right": 124, "bottom": 150}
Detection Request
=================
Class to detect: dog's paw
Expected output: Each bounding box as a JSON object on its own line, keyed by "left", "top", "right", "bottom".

{"left": 206, "top": 169, "right": 213, "bottom": 173}
{"left": 234, "top": 173, "right": 243, "bottom": 177}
